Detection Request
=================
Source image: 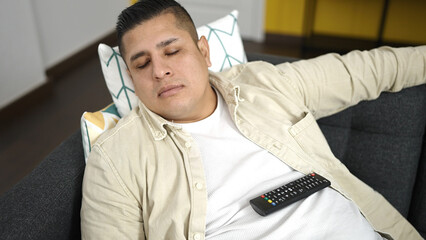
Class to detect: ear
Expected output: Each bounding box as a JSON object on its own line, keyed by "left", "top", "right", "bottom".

{"left": 197, "top": 36, "right": 212, "bottom": 67}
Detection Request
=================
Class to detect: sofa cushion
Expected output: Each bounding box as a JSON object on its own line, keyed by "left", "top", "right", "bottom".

{"left": 80, "top": 104, "right": 120, "bottom": 162}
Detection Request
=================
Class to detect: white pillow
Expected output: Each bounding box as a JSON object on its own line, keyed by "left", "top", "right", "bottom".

{"left": 98, "top": 45, "right": 137, "bottom": 118}
{"left": 197, "top": 10, "right": 247, "bottom": 72}
{"left": 98, "top": 10, "right": 246, "bottom": 117}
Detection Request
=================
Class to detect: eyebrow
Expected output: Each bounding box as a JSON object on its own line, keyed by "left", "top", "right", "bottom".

{"left": 157, "top": 37, "right": 178, "bottom": 48}
{"left": 129, "top": 37, "right": 179, "bottom": 63}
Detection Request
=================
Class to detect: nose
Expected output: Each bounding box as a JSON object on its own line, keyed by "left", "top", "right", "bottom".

{"left": 152, "top": 58, "right": 172, "bottom": 80}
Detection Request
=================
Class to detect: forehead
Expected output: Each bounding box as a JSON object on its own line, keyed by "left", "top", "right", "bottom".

{"left": 122, "top": 13, "right": 189, "bottom": 56}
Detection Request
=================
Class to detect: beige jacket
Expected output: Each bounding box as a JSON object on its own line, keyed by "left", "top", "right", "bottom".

{"left": 81, "top": 46, "right": 426, "bottom": 240}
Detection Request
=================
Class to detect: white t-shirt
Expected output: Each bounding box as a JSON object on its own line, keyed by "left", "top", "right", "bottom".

{"left": 178, "top": 89, "right": 382, "bottom": 240}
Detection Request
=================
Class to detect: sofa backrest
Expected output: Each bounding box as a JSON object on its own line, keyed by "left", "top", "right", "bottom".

{"left": 408, "top": 136, "right": 426, "bottom": 235}
{"left": 317, "top": 85, "right": 426, "bottom": 218}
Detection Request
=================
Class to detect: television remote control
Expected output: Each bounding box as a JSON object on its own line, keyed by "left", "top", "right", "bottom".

{"left": 250, "top": 172, "right": 330, "bottom": 216}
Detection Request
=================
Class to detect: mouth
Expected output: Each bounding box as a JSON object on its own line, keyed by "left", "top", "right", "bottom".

{"left": 158, "top": 84, "right": 184, "bottom": 98}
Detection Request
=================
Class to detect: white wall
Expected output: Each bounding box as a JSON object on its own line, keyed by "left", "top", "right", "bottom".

{"left": 0, "top": 1, "right": 46, "bottom": 109}
{"left": 0, "top": 0, "right": 128, "bottom": 109}
{"left": 0, "top": 0, "right": 264, "bottom": 110}
{"left": 32, "top": 0, "right": 128, "bottom": 68}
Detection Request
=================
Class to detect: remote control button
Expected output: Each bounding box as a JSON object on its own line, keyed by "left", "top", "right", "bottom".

{"left": 261, "top": 195, "right": 265, "bottom": 198}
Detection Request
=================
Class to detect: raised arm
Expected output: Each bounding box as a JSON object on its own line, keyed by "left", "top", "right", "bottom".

{"left": 276, "top": 46, "right": 426, "bottom": 119}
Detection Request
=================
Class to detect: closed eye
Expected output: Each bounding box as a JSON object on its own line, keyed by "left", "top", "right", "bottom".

{"left": 137, "top": 60, "right": 150, "bottom": 69}
{"left": 166, "top": 50, "right": 179, "bottom": 56}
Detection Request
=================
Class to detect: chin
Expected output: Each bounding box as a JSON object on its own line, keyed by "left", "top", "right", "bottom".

{"left": 158, "top": 110, "right": 184, "bottom": 121}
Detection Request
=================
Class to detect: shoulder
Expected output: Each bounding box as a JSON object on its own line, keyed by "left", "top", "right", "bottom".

{"left": 219, "top": 61, "right": 278, "bottom": 77}
{"left": 212, "top": 61, "right": 285, "bottom": 85}
{"left": 94, "top": 107, "right": 145, "bottom": 149}
{"left": 214, "top": 61, "right": 291, "bottom": 88}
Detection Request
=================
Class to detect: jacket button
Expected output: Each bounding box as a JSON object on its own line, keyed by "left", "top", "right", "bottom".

{"left": 195, "top": 182, "right": 203, "bottom": 190}
{"left": 194, "top": 233, "right": 202, "bottom": 240}
{"left": 185, "top": 142, "right": 191, "bottom": 148}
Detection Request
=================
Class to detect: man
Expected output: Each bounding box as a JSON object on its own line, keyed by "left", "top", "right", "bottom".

{"left": 81, "top": 0, "right": 426, "bottom": 239}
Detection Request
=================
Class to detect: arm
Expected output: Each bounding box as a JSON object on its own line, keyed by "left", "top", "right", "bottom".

{"left": 276, "top": 46, "right": 426, "bottom": 119}
{"left": 80, "top": 145, "right": 145, "bottom": 239}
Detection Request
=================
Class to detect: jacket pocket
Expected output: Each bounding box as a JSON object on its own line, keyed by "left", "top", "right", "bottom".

{"left": 288, "top": 112, "right": 333, "bottom": 162}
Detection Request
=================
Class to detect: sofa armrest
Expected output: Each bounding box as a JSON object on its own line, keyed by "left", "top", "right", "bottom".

{"left": 0, "top": 131, "right": 85, "bottom": 240}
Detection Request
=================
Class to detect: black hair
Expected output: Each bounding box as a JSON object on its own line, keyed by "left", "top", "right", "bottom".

{"left": 116, "top": 0, "right": 198, "bottom": 59}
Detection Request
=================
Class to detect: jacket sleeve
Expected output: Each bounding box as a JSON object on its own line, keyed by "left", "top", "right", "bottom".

{"left": 80, "top": 145, "right": 145, "bottom": 240}
{"left": 275, "top": 46, "right": 426, "bottom": 119}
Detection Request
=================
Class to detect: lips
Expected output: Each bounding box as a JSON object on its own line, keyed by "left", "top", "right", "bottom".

{"left": 158, "top": 84, "right": 184, "bottom": 98}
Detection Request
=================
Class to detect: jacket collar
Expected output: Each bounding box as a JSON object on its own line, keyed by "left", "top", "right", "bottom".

{"left": 138, "top": 100, "right": 181, "bottom": 141}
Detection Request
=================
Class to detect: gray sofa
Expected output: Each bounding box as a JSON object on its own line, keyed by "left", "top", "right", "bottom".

{"left": 1, "top": 52, "right": 425, "bottom": 239}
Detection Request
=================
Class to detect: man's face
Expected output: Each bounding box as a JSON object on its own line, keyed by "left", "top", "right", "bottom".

{"left": 122, "top": 13, "right": 216, "bottom": 123}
